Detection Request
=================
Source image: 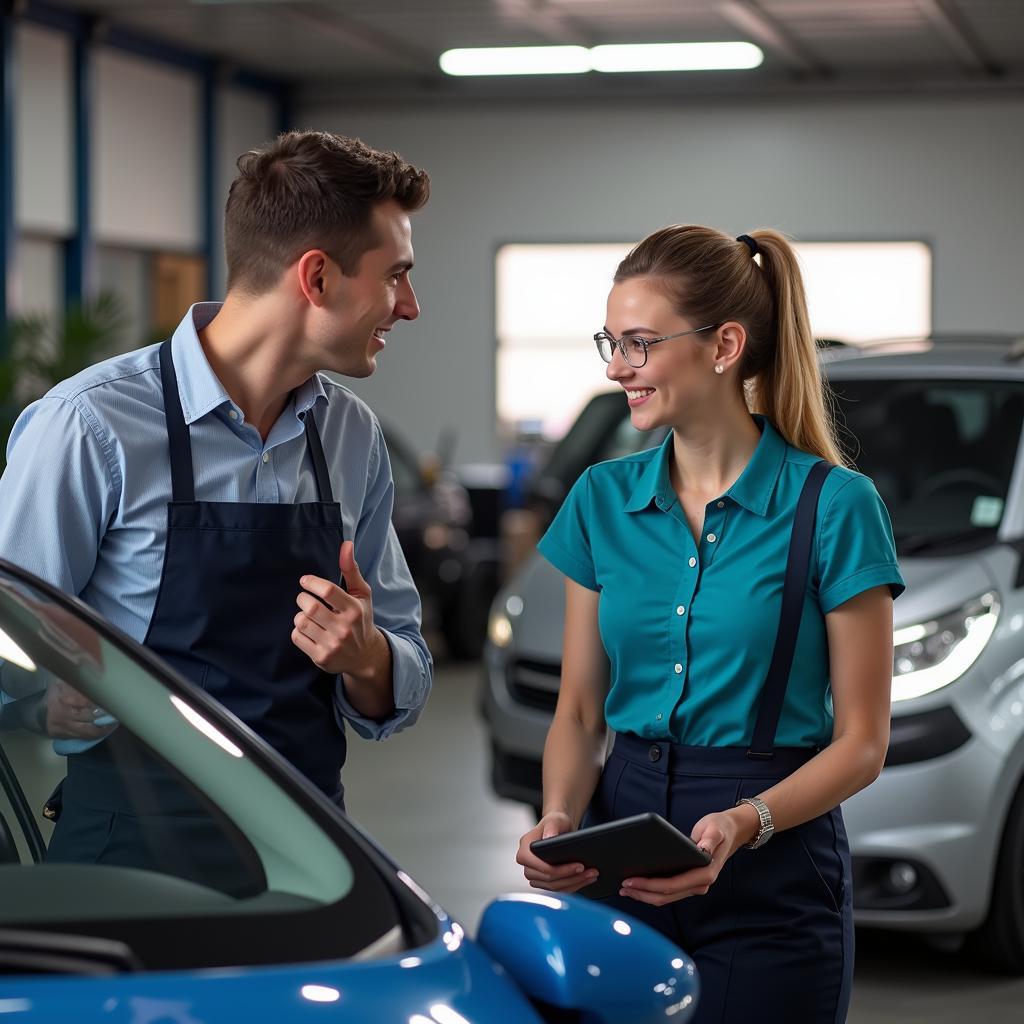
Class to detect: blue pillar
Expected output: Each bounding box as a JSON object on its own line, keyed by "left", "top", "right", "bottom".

{"left": 65, "top": 21, "right": 93, "bottom": 307}
{"left": 1, "top": 4, "right": 16, "bottom": 344}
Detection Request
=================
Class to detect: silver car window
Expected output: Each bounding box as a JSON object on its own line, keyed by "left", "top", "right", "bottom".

{"left": 831, "top": 379, "right": 1024, "bottom": 550}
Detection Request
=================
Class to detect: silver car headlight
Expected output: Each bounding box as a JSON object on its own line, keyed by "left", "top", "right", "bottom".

{"left": 891, "top": 591, "right": 999, "bottom": 702}
{"left": 487, "top": 594, "right": 524, "bottom": 649}
{"left": 488, "top": 611, "right": 514, "bottom": 648}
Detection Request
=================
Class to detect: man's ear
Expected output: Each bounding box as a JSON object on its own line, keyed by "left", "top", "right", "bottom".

{"left": 297, "top": 250, "right": 329, "bottom": 305}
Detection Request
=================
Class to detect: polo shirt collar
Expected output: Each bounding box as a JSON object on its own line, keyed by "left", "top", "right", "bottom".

{"left": 624, "top": 415, "right": 787, "bottom": 518}
{"left": 169, "top": 302, "right": 327, "bottom": 425}
{"left": 725, "top": 416, "right": 787, "bottom": 517}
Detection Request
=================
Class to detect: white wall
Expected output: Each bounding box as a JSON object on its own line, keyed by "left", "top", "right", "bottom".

{"left": 11, "top": 236, "right": 62, "bottom": 321}
{"left": 93, "top": 49, "right": 201, "bottom": 250}
{"left": 213, "top": 86, "right": 279, "bottom": 298}
{"left": 298, "top": 96, "right": 1024, "bottom": 462}
{"left": 15, "top": 24, "right": 73, "bottom": 236}
{"left": 96, "top": 245, "right": 150, "bottom": 352}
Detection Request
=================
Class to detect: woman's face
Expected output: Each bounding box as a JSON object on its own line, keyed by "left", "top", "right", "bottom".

{"left": 603, "top": 276, "right": 719, "bottom": 432}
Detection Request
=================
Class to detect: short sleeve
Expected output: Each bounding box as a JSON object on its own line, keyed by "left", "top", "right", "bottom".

{"left": 817, "top": 473, "right": 905, "bottom": 614}
{"left": 537, "top": 468, "right": 599, "bottom": 591}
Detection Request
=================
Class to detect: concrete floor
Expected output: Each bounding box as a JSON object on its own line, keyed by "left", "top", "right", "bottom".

{"left": 344, "top": 660, "right": 1024, "bottom": 1023}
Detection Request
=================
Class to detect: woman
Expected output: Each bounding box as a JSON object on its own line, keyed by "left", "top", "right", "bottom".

{"left": 515, "top": 226, "right": 903, "bottom": 1023}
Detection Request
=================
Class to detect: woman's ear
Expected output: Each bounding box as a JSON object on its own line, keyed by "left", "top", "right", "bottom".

{"left": 715, "top": 321, "right": 748, "bottom": 372}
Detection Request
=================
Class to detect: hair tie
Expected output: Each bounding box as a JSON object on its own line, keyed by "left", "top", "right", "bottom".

{"left": 736, "top": 234, "right": 759, "bottom": 257}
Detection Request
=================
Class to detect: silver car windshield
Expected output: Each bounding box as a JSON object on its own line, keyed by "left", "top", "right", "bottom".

{"left": 830, "top": 379, "right": 1024, "bottom": 555}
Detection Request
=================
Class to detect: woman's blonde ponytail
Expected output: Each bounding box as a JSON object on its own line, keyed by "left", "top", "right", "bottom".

{"left": 745, "top": 229, "right": 845, "bottom": 466}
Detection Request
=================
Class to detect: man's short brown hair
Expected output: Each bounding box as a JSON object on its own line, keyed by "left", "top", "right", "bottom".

{"left": 224, "top": 130, "right": 430, "bottom": 294}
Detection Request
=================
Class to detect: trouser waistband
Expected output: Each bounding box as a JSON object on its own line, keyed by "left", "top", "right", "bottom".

{"left": 612, "top": 732, "right": 819, "bottom": 778}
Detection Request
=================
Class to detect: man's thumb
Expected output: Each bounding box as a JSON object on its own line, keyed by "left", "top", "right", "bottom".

{"left": 339, "top": 541, "right": 367, "bottom": 591}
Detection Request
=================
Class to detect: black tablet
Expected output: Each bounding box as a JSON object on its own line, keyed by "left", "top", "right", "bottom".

{"left": 530, "top": 812, "right": 710, "bottom": 900}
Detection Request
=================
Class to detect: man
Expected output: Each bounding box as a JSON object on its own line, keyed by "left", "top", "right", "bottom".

{"left": 0, "top": 132, "right": 433, "bottom": 860}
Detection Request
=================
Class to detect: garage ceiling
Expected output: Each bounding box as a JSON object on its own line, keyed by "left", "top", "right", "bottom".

{"left": 45, "top": 0, "right": 1024, "bottom": 101}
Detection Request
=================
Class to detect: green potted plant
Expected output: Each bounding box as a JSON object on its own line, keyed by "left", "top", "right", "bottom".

{"left": 0, "top": 294, "right": 126, "bottom": 473}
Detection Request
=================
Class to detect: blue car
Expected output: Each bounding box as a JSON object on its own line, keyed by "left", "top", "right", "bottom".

{"left": 0, "top": 560, "right": 698, "bottom": 1022}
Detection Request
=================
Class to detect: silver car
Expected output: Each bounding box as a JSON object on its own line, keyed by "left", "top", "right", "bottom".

{"left": 482, "top": 335, "right": 1024, "bottom": 971}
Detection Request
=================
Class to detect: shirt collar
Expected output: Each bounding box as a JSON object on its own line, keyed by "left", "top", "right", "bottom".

{"left": 169, "top": 302, "right": 327, "bottom": 425}
{"left": 624, "top": 415, "right": 787, "bottom": 518}
{"left": 625, "top": 432, "right": 676, "bottom": 513}
{"left": 725, "top": 416, "right": 787, "bottom": 516}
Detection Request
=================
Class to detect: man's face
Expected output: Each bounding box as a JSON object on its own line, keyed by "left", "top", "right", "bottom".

{"left": 316, "top": 199, "right": 419, "bottom": 377}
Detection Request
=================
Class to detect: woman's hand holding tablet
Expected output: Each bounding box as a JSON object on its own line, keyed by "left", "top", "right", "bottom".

{"left": 529, "top": 812, "right": 711, "bottom": 900}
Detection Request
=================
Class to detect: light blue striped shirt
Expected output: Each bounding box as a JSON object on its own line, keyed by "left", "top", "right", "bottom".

{"left": 0, "top": 302, "right": 432, "bottom": 742}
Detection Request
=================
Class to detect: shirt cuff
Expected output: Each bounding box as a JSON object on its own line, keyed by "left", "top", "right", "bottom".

{"left": 334, "top": 628, "right": 432, "bottom": 740}
{"left": 819, "top": 564, "right": 906, "bottom": 615}
{"left": 536, "top": 536, "right": 599, "bottom": 591}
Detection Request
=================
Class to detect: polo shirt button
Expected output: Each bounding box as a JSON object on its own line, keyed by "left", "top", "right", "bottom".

{"left": 262, "top": 452, "right": 270, "bottom": 464}
{"left": 688, "top": 557, "right": 697, "bottom": 568}
{"left": 228, "top": 409, "right": 238, "bottom": 420}
{"left": 717, "top": 501, "right": 725, "bottom": 508}
{"left": 676, "top": 605, "right": 685, "bottom": 616}
{"left": 656, "top": 713, "right": 663, "bottom": 720}
{"left": 648, "top": 745, "right": 661, "bottom": 763}
{"left": 707, "top": 533, "right": 717, "bottom": 543}
{"left": 674, "top": 663, "right": 682, "bottom": 674}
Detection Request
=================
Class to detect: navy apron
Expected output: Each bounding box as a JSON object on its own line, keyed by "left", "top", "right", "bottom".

{"left": 47, "top": 340, "right": 347, "bottom": 892}
{"left": 582, "top": 461, "right": 855, "bottom": 1024}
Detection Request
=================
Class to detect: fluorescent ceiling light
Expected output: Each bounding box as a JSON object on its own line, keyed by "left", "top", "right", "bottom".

{"left": 440, "top": 42, "right": 763, "bottom": 77}
{"left": 440, "top": 46, "right": 590, "bottom": 77}
{"left": 591, "top": 42, "right": 763, "bottom": 73}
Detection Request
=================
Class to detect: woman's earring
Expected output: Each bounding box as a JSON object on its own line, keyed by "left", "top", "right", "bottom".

{"left": 714, "top": 364, "right": 724, "bottom": 374}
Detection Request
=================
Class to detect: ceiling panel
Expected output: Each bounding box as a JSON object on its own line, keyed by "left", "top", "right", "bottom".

{"left": 31, "top": 0, "right": 1024, "bottom": 93}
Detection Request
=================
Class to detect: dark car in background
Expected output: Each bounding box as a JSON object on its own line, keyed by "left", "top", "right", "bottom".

{"left": 383, "top": 425, "right": 502, "bottom": 659}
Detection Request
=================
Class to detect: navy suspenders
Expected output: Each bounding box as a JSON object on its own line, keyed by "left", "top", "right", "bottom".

{"left": 748, "top": 460, "right": 833, "bottom": 759}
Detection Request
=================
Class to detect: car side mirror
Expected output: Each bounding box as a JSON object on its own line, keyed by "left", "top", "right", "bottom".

{"left": 476, "top": 893, "right": 698, "bottom": 1023}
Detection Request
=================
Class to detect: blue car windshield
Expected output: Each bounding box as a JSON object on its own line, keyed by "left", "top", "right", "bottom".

{"left": 0, "top": 564, "right": 413, "bottom": 972}
{"left": 829, "top": 378, "right": 1024, "bottom": 555}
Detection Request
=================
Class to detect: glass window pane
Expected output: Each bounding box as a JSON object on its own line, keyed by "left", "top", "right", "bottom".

{"left": 0, "top": 565, "right": 392, "bottom": 960}
{"left": 830, "top": 377, "right": 1022, "bottom": 551}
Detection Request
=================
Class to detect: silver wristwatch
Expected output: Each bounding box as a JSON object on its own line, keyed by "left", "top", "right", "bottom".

{"left": 736, "top": 796, "right": 774, "bottom": 849}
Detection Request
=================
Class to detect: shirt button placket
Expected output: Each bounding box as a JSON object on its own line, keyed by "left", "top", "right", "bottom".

{"left": 258, "top": 449, "right": 276, "bottom": 502}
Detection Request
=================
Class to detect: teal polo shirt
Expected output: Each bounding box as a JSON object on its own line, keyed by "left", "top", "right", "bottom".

{"left": 537, "top": 416, "right": 904, "bottom": 748}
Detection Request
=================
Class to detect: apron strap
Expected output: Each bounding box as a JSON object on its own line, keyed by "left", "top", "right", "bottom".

{"left": 748, "top": 459, "right": 833, "bottom": 759}
{"left": 303, "top": 408, "right": 335, "bottom": 505}
{"left": 159, "top": 339, "right": 196, "bottom": 503}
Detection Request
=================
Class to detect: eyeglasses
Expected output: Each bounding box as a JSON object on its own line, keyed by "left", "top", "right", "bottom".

{"left": 594, "top": 324, "right": 720, "bottom": 368}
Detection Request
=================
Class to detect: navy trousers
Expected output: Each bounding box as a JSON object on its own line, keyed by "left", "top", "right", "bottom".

{"left": 583, "top": 732, "right": 854, "bottom": 1024}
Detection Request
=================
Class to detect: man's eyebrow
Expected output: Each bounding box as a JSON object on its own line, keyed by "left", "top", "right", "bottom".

{"left": 388, "top": 259, "right": 414, "bottom": 274}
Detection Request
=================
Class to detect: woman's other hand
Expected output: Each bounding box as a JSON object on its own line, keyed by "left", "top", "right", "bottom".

{"left": 516, "top": 811, "right": 599, "bottom": 894}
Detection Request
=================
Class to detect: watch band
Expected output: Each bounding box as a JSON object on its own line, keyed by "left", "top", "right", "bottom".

{"left": 736, "top": 796, "right": 774, "bottom": 849}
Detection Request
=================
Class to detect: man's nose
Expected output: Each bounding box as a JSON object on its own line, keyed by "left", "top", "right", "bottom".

{"left": 395, "top": 277, "right": 419, "bottom": 322}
